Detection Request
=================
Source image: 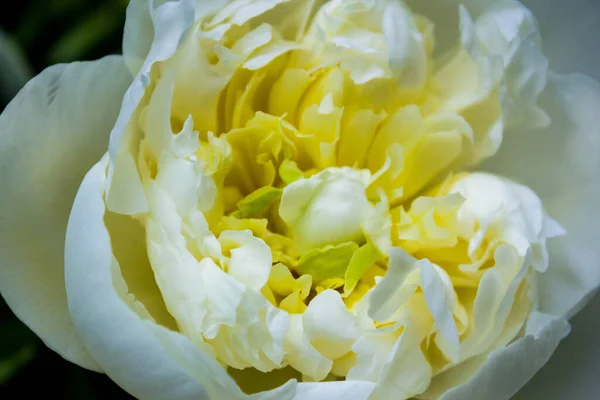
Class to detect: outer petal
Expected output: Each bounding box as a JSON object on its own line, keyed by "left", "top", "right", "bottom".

{"left": 518, "top": 296, "right": 600, "bottom": 398}
{"left": 483, "top": 73, "right": 600, "bottom": 318}
{"left": 66, "top": 158, "right": 299, "bottom": 399}
{"left": 122, "top": 0, "right": 155, "bottom": 75}
{"left": 122, "top": 0, "right": 229, "bottom": 75}
{"left": 521, "top": 0, "right": 600, "bottom": 81}
{"left": 437, "top": 316, "right": 569, "bottom": 399}
{"left": 0, "top": 56, "right": 131, "bottom": 370}
{"left": 294, "top": 381, "right": 375, "bottom": 400}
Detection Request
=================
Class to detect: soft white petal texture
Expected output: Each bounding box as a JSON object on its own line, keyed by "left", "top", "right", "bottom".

{"left": 293, "top": 381, "right": 375, "bottom": 400}
{"left": 483, "top": 73, "right": 600, "bottom": 319}
{"left": 107, "top": 0, "right": 196, "bottom": 214}
{"left": 66, "top": 157, "right": 300, "bottom": 399}
{"left": 122, "top": 0, "right": 155, "bottom": 75}
{"left": 518, "top": 295, "right": 600, "bottom": 398}
{"left": 122, "top": 0, "right": 229, "bottom": 75}
{"left": 437, "top": 316, "right": 569, "bottom": 400}
{"left": 0, "top": 56, "right": 132, "bottom": 370}
{"left": 302, "top": 290, "right": 358, "bottom": 360}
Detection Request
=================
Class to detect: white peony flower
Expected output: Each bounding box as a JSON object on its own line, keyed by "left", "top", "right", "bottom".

{"left": 1, "top": 0, "right": 599, "bottom": 399}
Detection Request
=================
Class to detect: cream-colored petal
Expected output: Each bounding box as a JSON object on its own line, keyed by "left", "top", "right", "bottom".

{"left": 107, "top": 0, "right": 196, "bottom": 214}
{"left": 438, "top": 317, "right": 569, "bottom": 399}
{"left": 483, "top": 73, "right": 600, "bottom": 319}
{"left": 293, "top": 381, "right": 375, "bottom": 400}
{"left": 65, "top": 158, "right": 272, "bottom": 399}
{"left": 0, "top": 56, "right": 131, "bottom": 371}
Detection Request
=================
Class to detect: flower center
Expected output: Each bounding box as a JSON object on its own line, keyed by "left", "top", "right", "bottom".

{"left": 209, "top": 105, "right": 388, "bottom": 313}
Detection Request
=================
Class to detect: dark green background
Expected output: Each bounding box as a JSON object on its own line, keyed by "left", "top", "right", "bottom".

{"left": 0, "top": 0, "right": 132, "bottom": 397}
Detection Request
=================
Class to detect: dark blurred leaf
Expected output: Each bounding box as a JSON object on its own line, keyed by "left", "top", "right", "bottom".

{"left": 0, "top": 30, "right": 32, "bottom": 109}
{"left": 48, "top": 1, "right": 127, "bottom": 64}
{"left": 0, "top": 320, "right": 39, "bottom": 384}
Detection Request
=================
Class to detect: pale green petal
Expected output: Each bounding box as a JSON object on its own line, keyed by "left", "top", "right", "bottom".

{"left": 0, "top": 56, "right": 131, "bottom": 371}
{"left": 235, "top": 186, "right": 282, "bottom": 219}
{"left": 344, "top": 244, "right": 381, "bottom": 296}
{"left": 295, "top": 242, "right": 359, "bottom": 283}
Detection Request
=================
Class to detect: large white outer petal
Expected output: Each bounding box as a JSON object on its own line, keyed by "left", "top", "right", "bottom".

{"left": 438, "top": 316, "right": 569, "bottom": 399}
{"left": 0, "top": 56, "right": 131, "bottom": 370}
{"left": 484, "top": 74, "right": 600, "bottom": 319}
{"left": 483, "top": 72, "right": 600, "bottom": 399}
{"left": 67, "top": 158, "right": 299, "bottom": 399}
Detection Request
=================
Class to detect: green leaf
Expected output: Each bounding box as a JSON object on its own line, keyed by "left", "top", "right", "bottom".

{"left": 344, "top": 243, "right": 381, "bottom": 296}
{"left": 234, "top": 186, "right": 282, "bottom": 219}
{"left": 295, "top": 242, "right": 359, "bottom": 283}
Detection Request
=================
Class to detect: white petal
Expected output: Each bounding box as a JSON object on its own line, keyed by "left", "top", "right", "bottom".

{"left": 482, "top": 73, "right": 600, "bottom": 318}
{"left": 420, "top": 263, "right": 460, "bottom": 362}
{"left": 439, "top": 317, "right": 569, "bottom": 399}
{"left": 382, "top": 1, "right": 427, "bottom": 90}
{"left": 475, "top": 0, "right": 550, "bottom": 128}
{"left": 0, "top": 56, "right": 131, "bottom": 371}
{"left": 370, "top": 296, "right": 434, "bottom": 400}
{"left": 517, "top": 295, "right": 600, "bottom": 398}
{"left": 219, "top": 230, "right": 272, "bottom": 291}
{"left": 107, "top": 0, "right": 195, "bottom": 214}
{"left": 293, "top": 381, "right": 375, "bottom": 400}
{"left": 65, "top": 158, "right": 259, "bottom": 399}
{"left": 280, "top": 168, "right": 371, "bottom": 251}
{"left": 284, "top": 314, "right": 333, "bottom": 381}
{"left": 368, "top": 247, "right": 420, "bottom": 322}
{"left": 302, "top": 290, "right": 358, "bottom": 360}
{"left": 122, "top": 0, "right": 153, "bottom": 75}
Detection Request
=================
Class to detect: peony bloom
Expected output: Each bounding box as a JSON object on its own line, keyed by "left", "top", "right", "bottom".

{"left": 1, "top": 0, "right": 599, "bottom": 398}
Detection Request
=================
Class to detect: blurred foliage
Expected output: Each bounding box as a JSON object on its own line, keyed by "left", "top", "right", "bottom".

{"left": 0, "top": 1, "right": 134, "bottom": 398}
{"left": 1, "top": 0, "right": 127, "bottom": 73}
